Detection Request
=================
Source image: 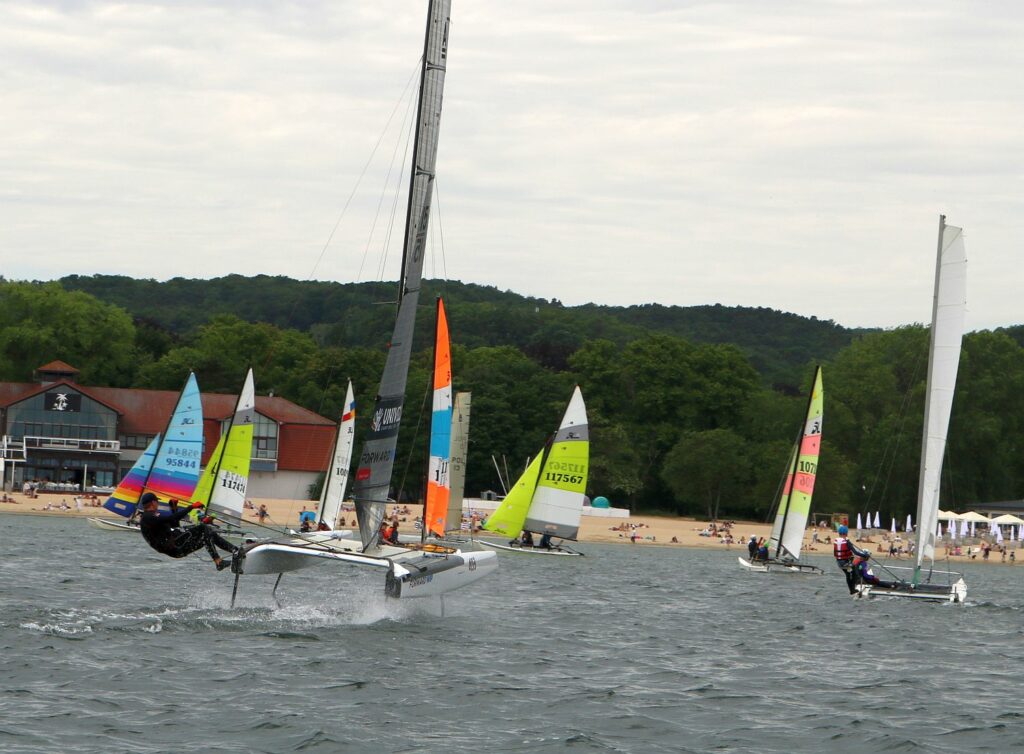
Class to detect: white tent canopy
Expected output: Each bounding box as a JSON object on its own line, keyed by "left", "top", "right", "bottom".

{"left": 959, "top": 511, "right": 992, "bottom": 523}
{"left": 938, "top": 510, "right": 962, "bottom": 521}
{"left": 991, "top": 514, "right": 1024, "bottom": 526}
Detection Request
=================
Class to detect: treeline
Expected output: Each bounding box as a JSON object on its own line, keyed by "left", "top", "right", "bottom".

{"left": 2, "top": 278, "right": 1022, "bottom": 520}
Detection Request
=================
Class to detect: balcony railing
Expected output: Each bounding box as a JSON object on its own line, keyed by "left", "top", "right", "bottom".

{"left": 23, "top": 436, "right": 120, "bottom": 453}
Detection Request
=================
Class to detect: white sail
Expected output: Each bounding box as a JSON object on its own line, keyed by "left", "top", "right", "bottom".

{"left": 447, "top": 391, "right": 471, "bottom": 532}
{"left": 914, "top": 217, "right": 966, "bottom": 568}
{"left": 523, "top": 386, "right": 589, "bottom": 540}
{"left": 317, "top": 380, "right": 355, "bottom": 529}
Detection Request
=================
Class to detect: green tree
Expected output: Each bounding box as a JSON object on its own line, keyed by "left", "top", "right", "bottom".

{"left": 661, "top": 429, "right": 752, "bottom": 519}
{"left": 0, "top": 281, "right": 137, "bottom": 385}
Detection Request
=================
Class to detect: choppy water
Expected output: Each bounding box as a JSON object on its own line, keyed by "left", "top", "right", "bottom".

{"left": 2, "top": 516, "right": 1023, "bottom": 753}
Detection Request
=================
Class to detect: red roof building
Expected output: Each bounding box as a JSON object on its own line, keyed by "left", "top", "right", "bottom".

{"left": 0, "top": 364, "right": 336, "bottom": 500}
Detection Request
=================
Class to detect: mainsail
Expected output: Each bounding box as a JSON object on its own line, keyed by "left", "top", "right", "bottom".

{"left": 484, "top": 386, "right": 590, "bottom": 540}
{"left": 102, "top": 372, "right": 204, "bottom": 517}
{"left": 196, "top": 368, "right": 256, "bottom": 520}
{"left": 447, "top": 391, "right": 471, "bottom": 532}
{"left": 914, "top": 217, "right": 967, "bottom": 578}
{"left": 316, "top": 380, "right": 356, "bottom": 529}
{"left": 768, "top": 365, "right": 823, "bottom": 561}
{"left": 423, "top": 297, "right": 453, "bottom": 538}
{"left": 352, "top": 0, "right": 451, "bottom": 550}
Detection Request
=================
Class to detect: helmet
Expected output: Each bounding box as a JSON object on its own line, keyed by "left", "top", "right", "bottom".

{"left": 838, "top": 524, "right": 849, "bottom": 535}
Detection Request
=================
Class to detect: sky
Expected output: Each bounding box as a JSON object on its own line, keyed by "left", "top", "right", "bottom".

{"left": 2, "top": 0, "right": 1022, "bottom": 330}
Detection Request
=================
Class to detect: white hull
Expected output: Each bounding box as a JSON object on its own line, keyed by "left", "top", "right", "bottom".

{"left": 87, "top": 517, "right": 139, "bottom": 532}
{"left": 237, "top": 536, "right": 498, "bottom": 598}
{"left": 855, "top": 577, "right": 967, "bottom": 603}
{"left": 482, "top": 540, "right": 583, "bottom": 557}
{"left": 738, "top": 556, "right": 823, "bottom": 575}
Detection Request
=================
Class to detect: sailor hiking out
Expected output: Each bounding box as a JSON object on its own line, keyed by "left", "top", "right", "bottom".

{"left": 138, "top": 492, "right": 242, "bottom": 572}
{"left": 833, "top": 524, "right": 870, "bottom": 594}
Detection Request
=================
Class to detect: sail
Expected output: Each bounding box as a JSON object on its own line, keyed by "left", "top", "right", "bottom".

{"left": 102, "top": 372, "right": 204, "bottom": 518}
{"left": 483, "top": 453, "right": 544, "bottom": 538}
{"left": 915, "top": 217, "right": 966, "bottom": 570}
{"left": 352, "top": 0, "right": 452, "bottom": 549}
{"left": 767, "top": 444, "right": 798, "bottom": 552}
{"left": 203, "top": 369, "right": 256, "bottom": 520}
{"left": 773, "top": 366, "right": 823, "bottom": 560}
{"left": 191, "top": 434, "right": 225, "bottom": 510}
{"left": 317, "top": 380, "right": 356, "bottom": 529}
{"left": 447, "top": 391, "right": 471, "bottom": 532}
{"left": 423, "top": 298, "right": 453, "bottom": 538}
{"left": 102, "top": 434, "right": 160, "bottom": 517}
{"left": 523, "top": 386, "right": 589, "bottom": 540}
{"left": 147, "top": 373, "right": 204, "bottom": 502}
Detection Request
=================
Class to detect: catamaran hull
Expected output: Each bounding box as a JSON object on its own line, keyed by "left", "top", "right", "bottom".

{"left": 481, "top": 540, "right": 583, "bottom": 557}
{"left": 238, "top": 541, "right": 498, "bottom": 598}
{"left": 855, "top": 577, "right": 967, "bottom": 603}
{"left": 737, "top": 557, "right": 823, "bottom": 575}
{"left": 386, "top": 550, "right": 498, "bottom": 598}
{"left": 87, "top": 517, "right": 139, "bottom": 533}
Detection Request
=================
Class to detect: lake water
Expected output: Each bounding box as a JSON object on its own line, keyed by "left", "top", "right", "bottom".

{"left": 2, "top": 515, "right": 1022, "bottom": 753}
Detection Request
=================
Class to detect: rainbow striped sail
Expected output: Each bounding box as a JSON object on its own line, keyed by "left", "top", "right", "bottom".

{"left": 423, "top": 298, "right": 453, "bottom": 538}
{"left": 102, "top": 372, "right": 204, "bottom": 518}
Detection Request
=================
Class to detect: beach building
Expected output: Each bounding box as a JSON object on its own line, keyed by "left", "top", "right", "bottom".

{"left": 0, "top": 361, "right": 335, "bottom": 499}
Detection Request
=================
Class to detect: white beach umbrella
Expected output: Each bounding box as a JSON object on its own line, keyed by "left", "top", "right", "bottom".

{"left": 995, "top": 524, "right": 1004, "bottom": 544}
{"left": 991, "top": 514, "right": 1024, "bottom": 526}
{"left": 970, "top": 521, "right": 976, "bottom": 537}
{"left": 906, "top": 514, "right": 913, "bottom": 532}
{"left": 891, "top": 518, "right": 897, "bottom": 533}
{"left": 856, "top": 513, "right": 863, "bottom": 531}
{"left": 1018, "top": 525, "right": 1023, "bottom": 542}
{"left": 960, "top": 519, "right": 969, "bottom": 538}
{"left": 948, "top": 520, "right": 957, "bottom": 539}
{"left": 874, "top": 511, "right": 881, "bottom": 528}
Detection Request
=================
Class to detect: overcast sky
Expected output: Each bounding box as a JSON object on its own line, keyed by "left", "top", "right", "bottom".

{"left": 3, "top": 1, "right": 1022, "bottom": 330}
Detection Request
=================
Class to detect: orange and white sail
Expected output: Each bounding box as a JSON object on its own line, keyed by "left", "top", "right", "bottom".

{"left": 423, "top": 298, "right": 452, "bottom": 538}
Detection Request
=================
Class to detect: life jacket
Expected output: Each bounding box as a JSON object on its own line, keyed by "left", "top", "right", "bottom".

{"left": 834, "top": 536, "right": 853, "bottom": 561}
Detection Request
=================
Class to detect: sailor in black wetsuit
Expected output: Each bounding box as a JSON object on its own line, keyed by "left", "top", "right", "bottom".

{"left": 138, "top": 492, "right": 241, "bottom": 571}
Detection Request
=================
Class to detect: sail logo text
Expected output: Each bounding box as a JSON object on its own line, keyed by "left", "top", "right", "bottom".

{"left": 371, "top": 406, "right": 402, "bottom": 432}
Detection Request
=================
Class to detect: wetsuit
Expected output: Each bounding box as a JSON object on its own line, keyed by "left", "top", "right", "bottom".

{"left": 834, "top": 536, "right": 870, "bottom": 594}
{"left": 140, "top": 506, "right": 237, "bottom": 564}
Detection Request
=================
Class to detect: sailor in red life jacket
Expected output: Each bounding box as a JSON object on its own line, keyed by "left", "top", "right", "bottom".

{"left": 834, "top": 524, "right": 870, "bottom": 594}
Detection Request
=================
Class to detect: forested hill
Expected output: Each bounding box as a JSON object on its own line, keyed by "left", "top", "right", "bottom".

{"left": 59, "top": 274, "right": 866, "bottom": 389}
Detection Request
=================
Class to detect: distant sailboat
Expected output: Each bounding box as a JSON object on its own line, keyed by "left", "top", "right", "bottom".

{"left": 482, "top": 386, "right": 589, "bottom": 556}
{"left": 314, "top": 380, "right": 356, "bottom": 531}
{"left": 738, "top": 366, "right": 824, "bottom": 574}
{"left": 90, "top": 372, "right": 204, "bottom": 531}
{"left": 854, "top": 216, "right": 967, "bottom": 603}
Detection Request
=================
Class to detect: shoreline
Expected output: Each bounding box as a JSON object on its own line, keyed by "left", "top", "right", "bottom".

{"left": 2, "top": 492, "right": 1017, "bottom": 566}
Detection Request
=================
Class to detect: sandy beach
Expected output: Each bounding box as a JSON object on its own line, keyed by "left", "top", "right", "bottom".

{"left": 2, "top": 491, "right": 1016, "bottom": 565}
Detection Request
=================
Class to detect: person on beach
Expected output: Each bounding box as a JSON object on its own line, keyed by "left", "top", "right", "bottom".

{"left": 747, "top": 535, "right": 758, "bottom": 560}
{"left": 138, "top": 492, "right": 241, "bottom": 572}
{"left": 834, "top": 524, "right": 870, "bottom": 594}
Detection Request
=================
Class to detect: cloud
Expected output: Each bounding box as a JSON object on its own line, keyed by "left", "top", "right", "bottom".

{"left": 1, "top": 0, "right": 1021, "bottom": 330}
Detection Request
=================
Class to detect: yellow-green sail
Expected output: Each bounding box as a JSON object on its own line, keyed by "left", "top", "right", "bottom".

{"left": 483, "top": 453, "right": 544, "bottom": 538}
{"left": 197, "top": 369, "right": 256, "bottom": 520}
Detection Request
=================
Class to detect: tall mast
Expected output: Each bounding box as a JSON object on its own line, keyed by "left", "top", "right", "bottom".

{"left": 353, "top": 0, "right": 452, "bottom": 550}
